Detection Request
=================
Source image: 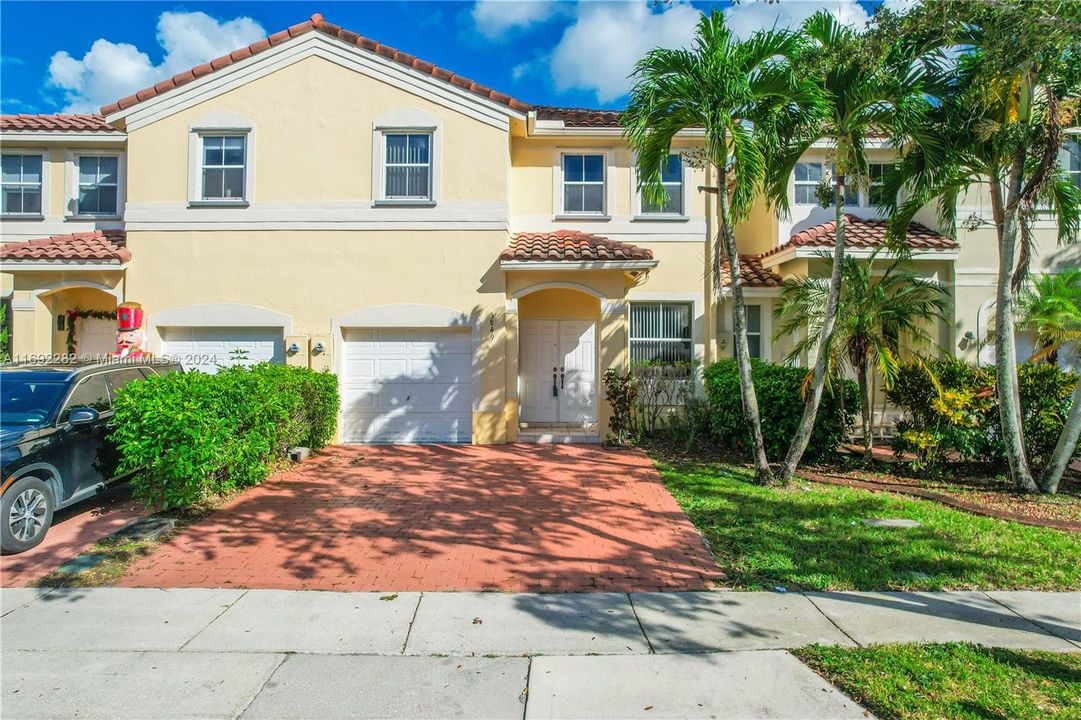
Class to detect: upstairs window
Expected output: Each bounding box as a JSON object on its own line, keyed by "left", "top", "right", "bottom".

{"left": 868, "top": 162, "right": 895, "bottom": 207}
{"left": 794, "top": 161, "right": 858, "bottom": 205}
{"left": 2, "top": 154, "right": 43, "bottom": 216}
{"left": 1063, "top": 136, "right": 1080, "bottom": 191}
{"left": 201, "top": 135, "right": 246, "bottom": 201}
{"left": 384, "top": 133, "right": 432, "bottom": 201}
{"left": 563, "top": 154, "right": 605, "bottom": 214}
{"left": 77, "top": 156, "right": 119, "bottom": 215}
{"left": 793, "top": 161, "right": 823, "bottom": 205}
{"left": 630, "top": 302, "right": 692, "bottom": 363}
{"left": 641, "top": 154, "right": 683, "bottom": 215}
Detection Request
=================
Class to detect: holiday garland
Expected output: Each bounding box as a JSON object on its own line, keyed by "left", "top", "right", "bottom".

{"left": 66, "top": 308, "right": 117, "bottom": 354}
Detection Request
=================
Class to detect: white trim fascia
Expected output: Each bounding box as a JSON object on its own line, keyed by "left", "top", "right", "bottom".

{"left": 2, "top": 261, "right": 125, "bottom": 271}
{"left": 109, "top": 34, "right": 522, "bottom": 132}
{"left": 122, "top": 200, "right": 507, "bottom": 230}
{"left": 0, "top": 131, "right": 125, "bottom": 144}
{"left": 511, "top": 281, "right": 607, "bottom": 300}
{"left": 64, "top": 148, "right": 126, "bottom": 220}
{"left": 759, "top": 246, "right": 958, "bottom": 268}
{"left": 552, "top": 147, "right": 616, "bottom": 219}
{"left": 740, "top": 287, "right": 782, "bottom": 298}
{"left": 501, "top": 260, "right": 658, "bottom": 272}
{"left": 809, "top": 137, "right": 894, "bottom": 150}
{"left": 526, "top": 114, "right": 704, "bottom": 139}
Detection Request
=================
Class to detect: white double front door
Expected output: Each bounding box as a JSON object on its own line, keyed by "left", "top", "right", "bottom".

{"left": 520, "top": 319, "right": 597, "bottom": 424}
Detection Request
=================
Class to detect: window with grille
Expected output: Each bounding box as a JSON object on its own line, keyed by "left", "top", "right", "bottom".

{"left": 201, "top": 135, "right": 246, "bottom": 200}
{"left": 77, "top": 156, "right": 119, "bottom": 215}
{"left": 794, "top": 162, "right": 858, "bottom": 205}
{"left": 563, "top": 153, "right": 605, "bottom": 214}
{"left": 868, "top": 163, "right": 895, "bottom": 207}
{"left": 384, "top": 133, "right": 432, "bottom": 200}
{"left": 1064, "top": 136, "right": 1080, "bottom": 191}
{"left": 630, "top": 302, "right": 693, "bottom": 363}
{"left": 641, "top": 154, "right": 683, "bottom": 215}
{"left": 2, "top": 154, "right": 43, "bottom": 215}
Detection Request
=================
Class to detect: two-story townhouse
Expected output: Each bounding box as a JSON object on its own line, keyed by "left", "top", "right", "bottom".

{"left": 2, "top": 13, "right": 1077, "bottom": 445}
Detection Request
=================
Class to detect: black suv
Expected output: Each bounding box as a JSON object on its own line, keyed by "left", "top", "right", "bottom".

{"left": 0, "top": 360, "right": 182, "bottom": 554}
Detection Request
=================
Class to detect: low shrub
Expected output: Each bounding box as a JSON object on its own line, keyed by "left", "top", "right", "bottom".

{"left": 110, "top": 363, "right": 339, "bottom": 509}
{"left": 703, "top": 359, "right": 859, "bottom": 462}
{"left": 631, "top": 360, "right": 699, "bottom": 435}
{"left": 887, "top": 358, "right": 1078, "bottom": 472}
{"left": 602, "top": 368, "right": 638, "bottom": 446}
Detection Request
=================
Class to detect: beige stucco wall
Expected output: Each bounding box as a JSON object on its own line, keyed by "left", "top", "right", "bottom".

{"left": 125, "top": 56, "right": 507, "bottom": 205}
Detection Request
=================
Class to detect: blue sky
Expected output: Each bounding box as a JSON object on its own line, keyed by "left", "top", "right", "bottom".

{"left": 0, "top": 1, "right": 892, "bottom": 115}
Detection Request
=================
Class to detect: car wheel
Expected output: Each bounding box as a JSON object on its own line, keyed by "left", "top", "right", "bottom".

{"left": 1, "top": 477, "right": 54, "bottom": 555}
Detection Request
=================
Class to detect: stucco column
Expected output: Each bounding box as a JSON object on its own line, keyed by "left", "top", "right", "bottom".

{"left": 598, "top": 298, "right": 629, "bottom": 441}
{"left": 11, "top": 291, "right": 53, "bottom": 356}
{"left": 503, "top": 298, "right": 520, "bottom": 442}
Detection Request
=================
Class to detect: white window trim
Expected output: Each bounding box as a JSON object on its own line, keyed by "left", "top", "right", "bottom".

{"left": 631, "top": 150, "right": 691, "bottom": 221}
{"left": 553, "top": 148, "right": 615, "bottom": 220}
{"left": 744, "top": 303, "right": 767, "bottom": 361}
{"left": 372, "top": 108, "right": 442, "bottom": 207}
{"left": 1, "top": 150, "right": 48, "bottom": 218}
{"left": 65, "top": 150, "right": 126, "bottom": 220}
{"left": 628, "top": 299, "right": 696, "bottom": 364}
{"left": 187, "top": 112, "right": 255, "bottom": 207}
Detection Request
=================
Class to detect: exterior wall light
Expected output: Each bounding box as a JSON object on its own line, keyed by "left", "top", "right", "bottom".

{"left": 287, "top": 342, "right": 300, "bottom": 354}
{"left": 313, "top": 342, "right": 325, "bottom": 354}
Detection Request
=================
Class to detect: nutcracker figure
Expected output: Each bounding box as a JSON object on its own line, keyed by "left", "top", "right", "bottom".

{"left": 113, "top": 302, "right": 147, "bottom": 359}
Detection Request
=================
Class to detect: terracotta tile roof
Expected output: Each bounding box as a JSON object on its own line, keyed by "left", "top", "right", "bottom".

{"left": 502, "top": 230, "right": 654, "bottom": 263}
{"left": 101, "top": 13, "right": 531, "bottom": 116}
{"left": 759, "top": 214, "right": 958, "bottom": 260}
{"left": 0, "top": 230, "right": 130, "bottom": 263}
{"left": 720, "top": 256, "right": 783, "bottom": 288}
{"left": 534, "top": 106, "right": 622, "bottom": 128}
{"left": 0, "top": 114, "right": 120, "bottom": 133}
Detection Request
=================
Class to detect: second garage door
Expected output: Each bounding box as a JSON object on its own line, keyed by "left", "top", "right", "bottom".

{"left": 160, "top": 327, "right": 285, "bottom": 373}
{"left": 341, "top": 328, "right": 473, "bottom": 443}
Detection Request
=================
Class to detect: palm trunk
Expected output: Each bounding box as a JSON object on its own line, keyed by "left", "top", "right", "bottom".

{"left": 991, "top": 160, "right": 1039, "bottom": 493}
{"left": 717, "top": 168, "right": 774, "bottom": 485}
{"left": 777, "top": 173, "right": 848, "bottom": 484}
{"left": 858, "top": 357, "right": 873, "bottom": 462}
{"left": 1038, "top": 378, "right": 1081, "bottom": 494}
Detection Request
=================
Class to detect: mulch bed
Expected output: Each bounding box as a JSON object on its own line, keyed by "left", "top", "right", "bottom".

{"left": 800, "top": 469, "right": 1081, "bottom": 533}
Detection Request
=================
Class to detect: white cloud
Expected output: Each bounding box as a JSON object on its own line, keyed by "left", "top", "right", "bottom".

{"left": 472, "top": 0, "right": 566, "bottom": 39}
{"left": 550, "top": 1, "right": 701, "bottom": 104}
{"left": 723, "top": 0, "right": 871, "bottom": 40}
{"left": 47, "top": 11, "right": 265, "bottom": 113}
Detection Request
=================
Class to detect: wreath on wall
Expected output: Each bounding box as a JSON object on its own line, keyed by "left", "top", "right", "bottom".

{"left": 66, "top": 308, "right": 117, "bottom": 354}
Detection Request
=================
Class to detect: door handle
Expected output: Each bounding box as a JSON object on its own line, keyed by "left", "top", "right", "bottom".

{"left": 553, "top": 369, "right": 559, "bottom": 397}
{"left": 560, "top": 367, "right": 565, "bottom": 389}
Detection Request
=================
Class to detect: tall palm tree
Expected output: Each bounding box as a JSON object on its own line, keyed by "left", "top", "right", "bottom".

{"left": 882, "top": 1, "right": 1081, "bottom": 493}
{"left": 775, "top": 249, "right": 948, "bottom": 460}
{"left": 623, "top": 10, "right": 822, "bottom": 485}
{"left": 763, "top": 10, "right": 931, "bottom": 484}
{"left": 1019, "top": 270, "right": 1081, "bottom": 493}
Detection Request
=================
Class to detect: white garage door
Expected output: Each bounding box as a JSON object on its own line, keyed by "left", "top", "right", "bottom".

{"left": 160, "top": 327, "right": 285, "bottom": 373}
{"left": 341, "top": 328, "right": 473, "bottom": 443}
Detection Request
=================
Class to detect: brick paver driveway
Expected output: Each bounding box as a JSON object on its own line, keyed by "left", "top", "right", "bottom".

{"left": 119, "top": 444, "right": 723, "bottom": 592}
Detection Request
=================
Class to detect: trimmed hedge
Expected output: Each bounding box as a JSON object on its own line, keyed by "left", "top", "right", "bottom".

{"left": 887, "top": 358, "right": 1079, "bottom": 471}
{"left": 704, "top": 359, "right": 859, "bottom": 462}
{"left": 110, "top": 363, "right": 339, "bottom": 509}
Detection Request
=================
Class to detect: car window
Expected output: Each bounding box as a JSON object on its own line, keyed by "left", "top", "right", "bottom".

{"left": 105, "top": 368, "right": 149, "bottom": 397}
{"left": 0, "top": 378, "right": 67, "bottom": 425}
{"left": 59, "top": 374, "right": 111, "bottom": 422}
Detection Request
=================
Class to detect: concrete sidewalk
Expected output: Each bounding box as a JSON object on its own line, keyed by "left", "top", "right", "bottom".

{"left": 2, "top": 588, "right": 1078, "bottom": 719}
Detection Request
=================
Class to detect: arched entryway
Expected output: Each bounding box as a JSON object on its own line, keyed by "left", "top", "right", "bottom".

{"left": 34, "top": 282, "right": 121, "bottom": 357}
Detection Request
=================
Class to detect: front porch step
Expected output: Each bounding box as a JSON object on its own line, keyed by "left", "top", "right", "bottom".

{"left": 518, "top": 423, "right": 600, "bottom": 444}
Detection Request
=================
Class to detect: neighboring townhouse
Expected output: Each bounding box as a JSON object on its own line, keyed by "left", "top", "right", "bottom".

{"left": 1, "top": 13, "right": 1078, "bottom": 445}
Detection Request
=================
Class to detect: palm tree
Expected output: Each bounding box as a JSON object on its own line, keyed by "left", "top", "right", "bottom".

{"left": 623, "top": 10, "right": 822, "bottom": 485}
{"left": 763, "top": 10, "right": 932, "bottom": 484}
{"left": 1019, "top": 270, "right": 1081, "bottom": 364}
{"left": 1019, "top": 270, "right": 1081, "bottom": 493}
{"left": 882, "top": 1, "right": 1081, "bottom": 493}
{"left": 775, "top": 249, "right": 948, "bottom": 460}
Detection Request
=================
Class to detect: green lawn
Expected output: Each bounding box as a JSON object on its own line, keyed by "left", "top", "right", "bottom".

{"left": 654, "top": 457, "right": 1081, "bottom": 590}
{"left": 794, "top": 643, "right": 1081, "bottom": 720}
